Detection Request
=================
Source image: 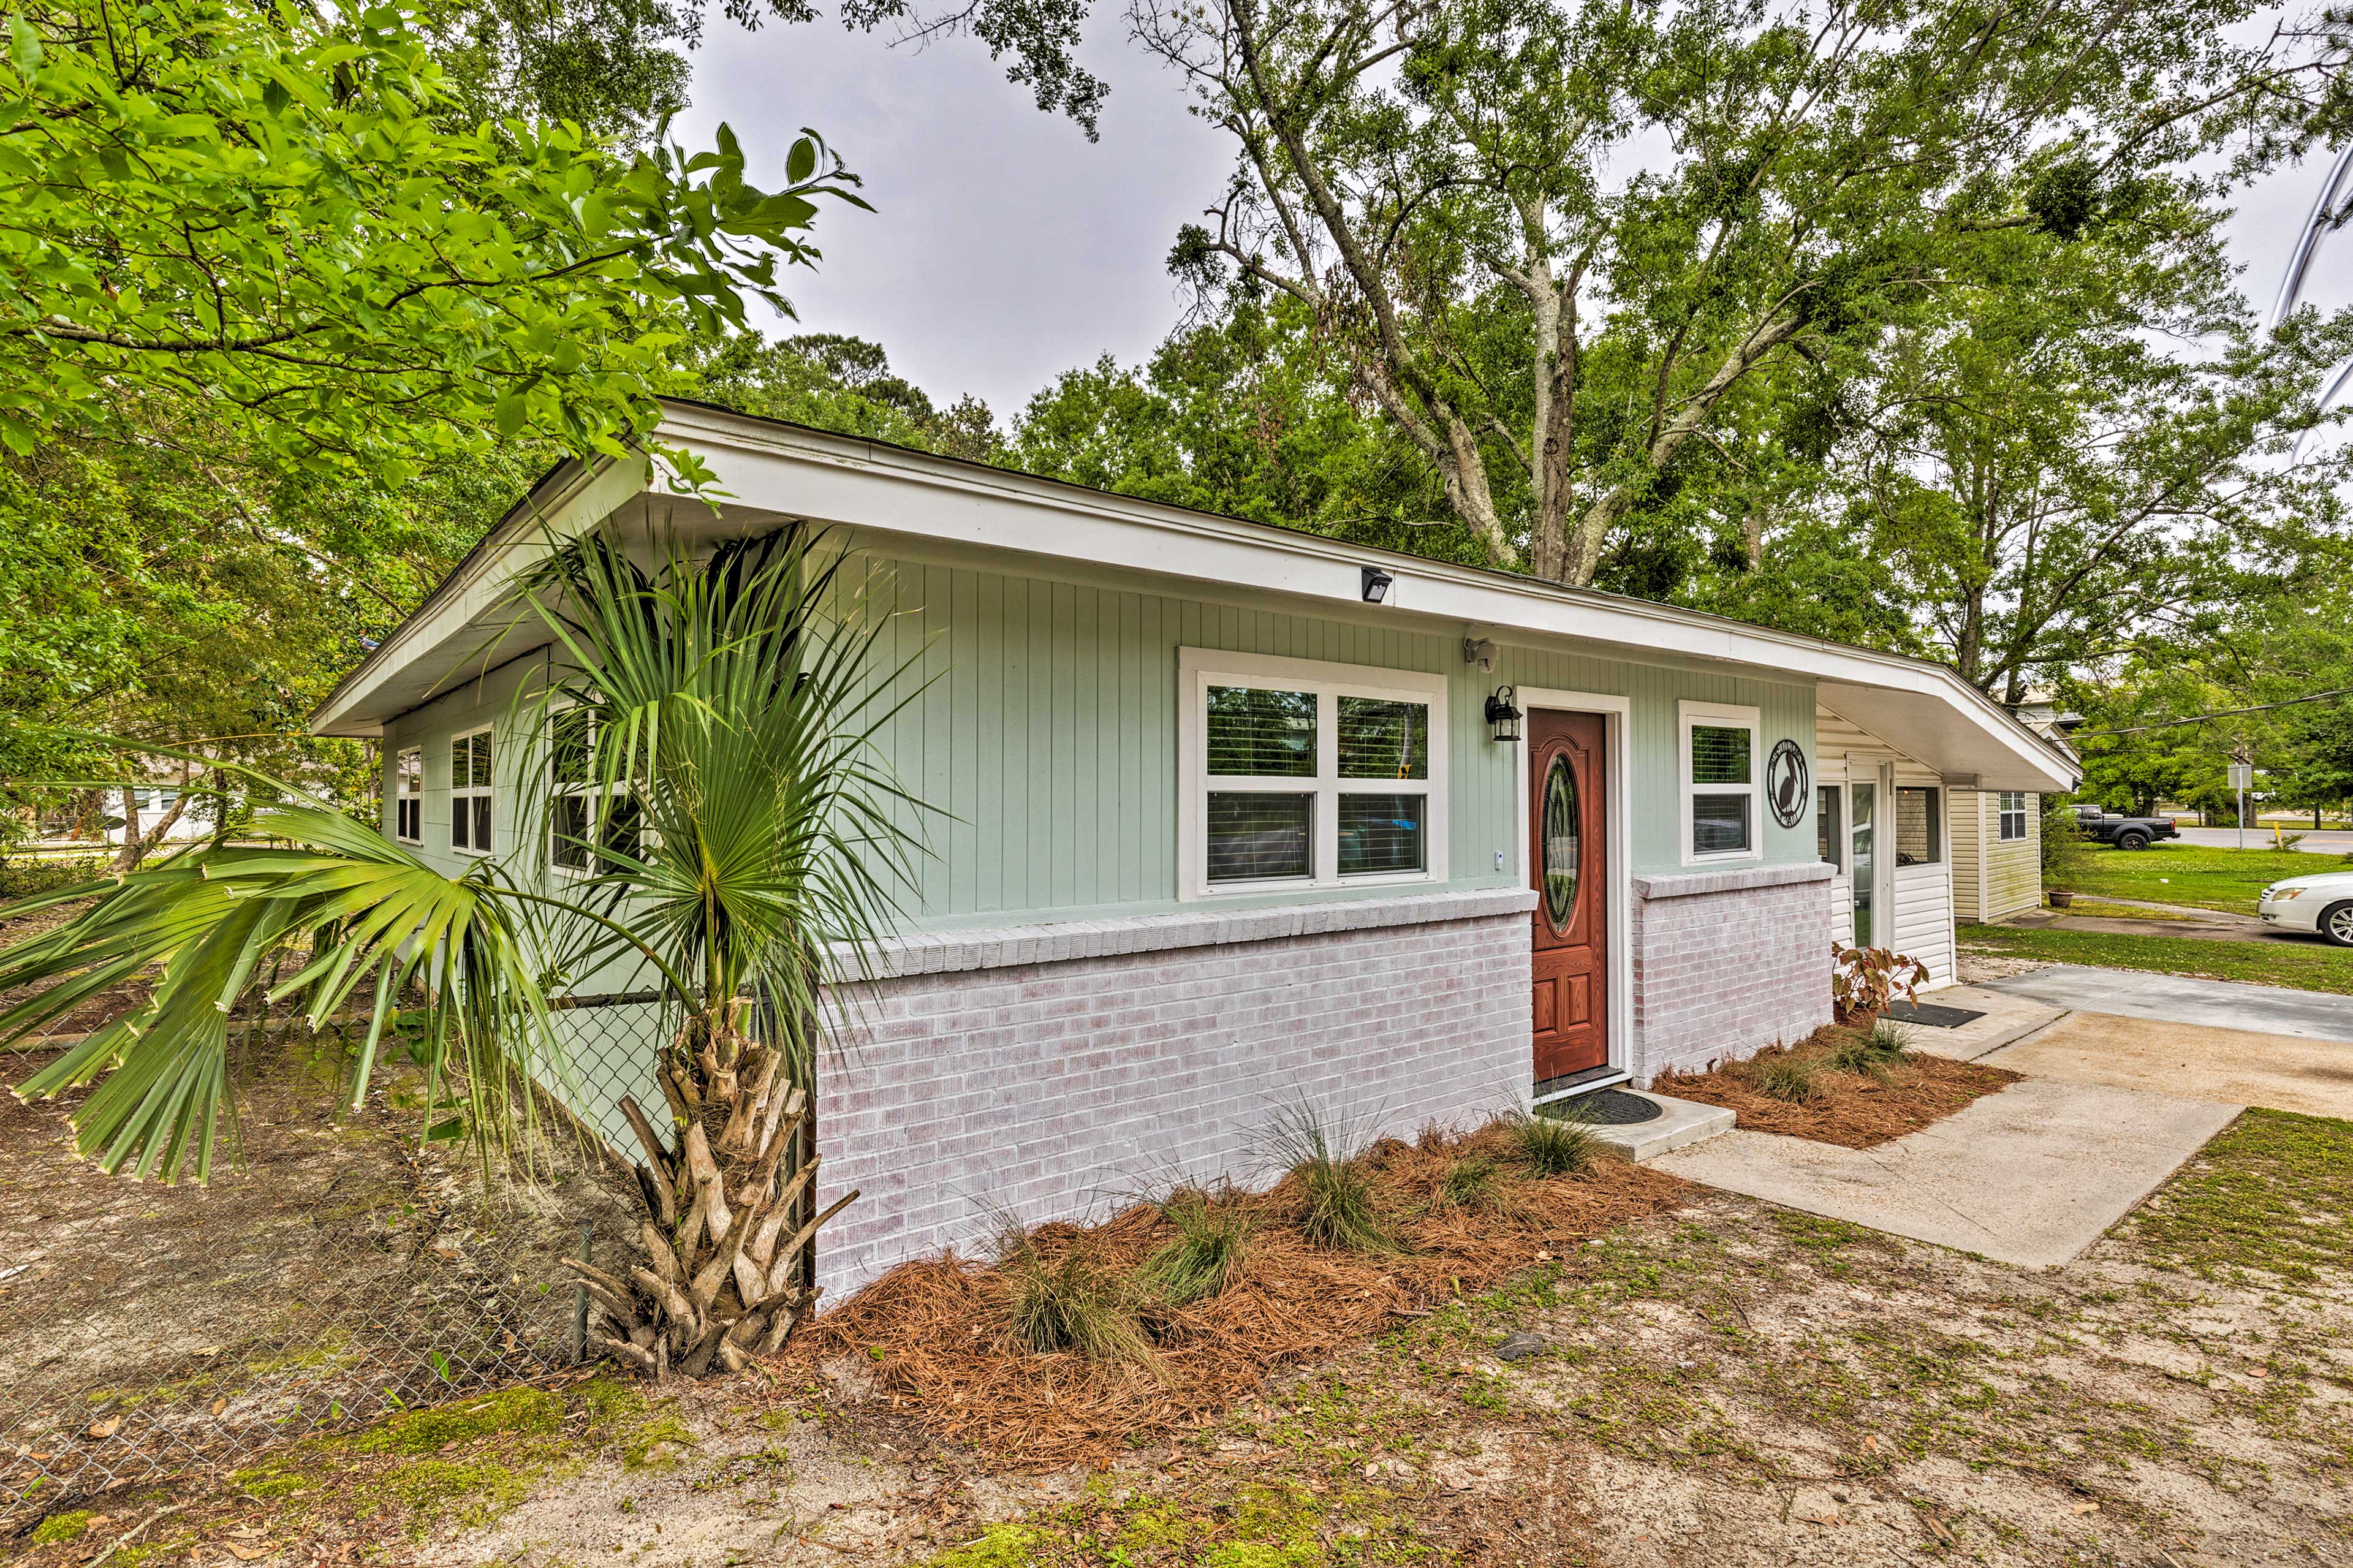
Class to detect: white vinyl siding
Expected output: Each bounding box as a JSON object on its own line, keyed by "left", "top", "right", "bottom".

{"left": 1816, "top": 706, "right": 1958, "bottom": 987}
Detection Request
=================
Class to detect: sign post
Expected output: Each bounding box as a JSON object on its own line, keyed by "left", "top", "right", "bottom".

{"left": 2228, "top": 763, "right": 2256, "bottom": 850}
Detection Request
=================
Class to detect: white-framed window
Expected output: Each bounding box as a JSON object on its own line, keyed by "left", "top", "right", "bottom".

{"left": 548, "top": 708, "right": 642, "bottom": 875}
{"left": 1896, "top": 786, "right": 1942, "bottom": 865}
{"left": 1177, "top": 648, "right": 1448, "bottom": 900}
{"left": 450, "top": 725, "right": 494, "bottom": 855}
{"left": 1997, "top": 790, "right": 2030, "bottom": 842}
{"left": 1678, "top": 701, "right": 1760, "bottom": 863}
{"left": 392, "top": 748, "right": 422, "bottom": 844}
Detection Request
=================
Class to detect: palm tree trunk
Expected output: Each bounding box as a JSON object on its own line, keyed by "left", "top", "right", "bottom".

{"left": 566, "top": 1020, "right": 857, "bottom": 1377}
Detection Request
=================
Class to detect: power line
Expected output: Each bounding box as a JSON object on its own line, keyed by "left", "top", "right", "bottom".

{"left": 2072, "top": 687, "right": 2353, "bottom": 738}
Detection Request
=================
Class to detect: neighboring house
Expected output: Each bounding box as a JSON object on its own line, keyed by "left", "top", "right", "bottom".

{"left": 1946, "top": 694, "right": 2081, "bottom": 923}
{"left": 308, "top": 404, "right": 2078, "bottom": 1291}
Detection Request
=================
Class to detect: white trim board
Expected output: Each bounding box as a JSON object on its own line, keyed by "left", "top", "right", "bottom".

{"left": 1512, "top": 689, "right": 1633, "bottom": 1086}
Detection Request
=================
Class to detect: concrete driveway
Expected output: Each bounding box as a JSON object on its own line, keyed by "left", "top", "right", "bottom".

{"left": 1653, "top": 1077, "right": 2239, "bottom": 1268}
{"left": 1978, "top": 964, "right": 2353, "bottom": 1043}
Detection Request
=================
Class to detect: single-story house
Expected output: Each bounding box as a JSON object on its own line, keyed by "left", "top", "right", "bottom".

{"left": 309, "top": 403, "right": 2079, "bottom": 1290}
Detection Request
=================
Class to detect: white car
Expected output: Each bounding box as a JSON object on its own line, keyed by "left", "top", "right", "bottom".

{"left": 2257, "top": 869, "right": 2353, "bottom": 947}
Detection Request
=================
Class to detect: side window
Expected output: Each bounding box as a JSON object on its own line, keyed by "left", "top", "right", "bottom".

{"left": 450, "top": 727, "right": 493, "bottom": 855}
{"left": 1896, "top": 786, "right": 1942, "bottom": 866}
{"left": 1997, "top": 791, "right": 2029, "bottom": 842}
{"left": 550, "top": 709, "right": 641, "bottom": 874}
{"left": 392, "top": 748, "right": 422, "bottom": 843}
{"left": 1816, "top": 784, "right": 1843, "bottom": 869}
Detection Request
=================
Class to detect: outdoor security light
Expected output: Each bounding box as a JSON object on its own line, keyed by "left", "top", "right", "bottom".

{"left": 1361, "top": 566, "right": 1393, "bottom": 604}
{"left": 1485, "top": 685, "right": 1523, "bottom": 743}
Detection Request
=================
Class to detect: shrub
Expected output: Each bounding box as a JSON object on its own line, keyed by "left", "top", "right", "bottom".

{"left": 1831, "top": 943, "right": 1928, "bottom": 1019}
{"left": 1139, "top": 1186, "right": 1251, "bottom": 1308}
{"left": 1747, "top": 1053, "right": 1822, "bottom": 1104}
{"left": 1004, "top": 1235, "right": 1159, "bottom": 1368}
{"left": 1504, "top": 1108, "right": 1599, "bottom": 1178}
{"left": 1260, "top": 1100, "right": 1390, "bottom": 1252}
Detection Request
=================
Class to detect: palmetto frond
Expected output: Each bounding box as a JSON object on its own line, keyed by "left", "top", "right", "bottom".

{"left": 2, "top": 802, "right": 578, "bottom": 1181}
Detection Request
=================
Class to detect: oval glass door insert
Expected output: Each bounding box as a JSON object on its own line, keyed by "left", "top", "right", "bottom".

{"left": 1542, "top": 752, "right": 1579, "bottom": 930}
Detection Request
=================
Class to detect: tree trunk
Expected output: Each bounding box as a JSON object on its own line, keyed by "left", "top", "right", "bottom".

{"left": 112, "top": 768, "right": 194, "bottom": 874}
{"left": 567, "top": 1013, "right": 856, "bottom": 1378}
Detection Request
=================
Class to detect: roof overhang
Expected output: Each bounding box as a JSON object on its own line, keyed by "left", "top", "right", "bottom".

{"left": 309, "top": 403, "right": 2080, "bottom": 794}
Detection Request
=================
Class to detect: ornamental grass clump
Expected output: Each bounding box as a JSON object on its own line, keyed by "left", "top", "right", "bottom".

{"left": 1746, "top": 1052, "right": 1823, "bottom": 1104}
{"left": 1139, "top": 1185, "right": 1252, "bottom": 1308}
{"left": 1004, "top": 1233, "right": 1159, "bottom": 1370}
{"left": 1261, "top": 1101, "right": 1391, "bottom": 1253}
{"left": 1828, "top": 1020, "right": 1915, "bottom": 1080}
{"left": 1506, "top": 1108, "right": 1599, "bottom": 1178}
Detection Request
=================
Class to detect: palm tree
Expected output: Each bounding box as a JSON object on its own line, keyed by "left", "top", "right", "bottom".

{"left": 2, "top": 524, "right": 926, "bottom": 1377}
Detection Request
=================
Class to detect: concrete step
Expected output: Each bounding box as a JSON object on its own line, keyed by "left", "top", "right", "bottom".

{"left": 1582, "top": 1091, "right": 1735, "bottom": 1162}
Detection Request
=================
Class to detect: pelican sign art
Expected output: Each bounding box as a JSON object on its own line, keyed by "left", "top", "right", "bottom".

{"left": 1766, "top": 738, "right": 1810, "bottom": 830}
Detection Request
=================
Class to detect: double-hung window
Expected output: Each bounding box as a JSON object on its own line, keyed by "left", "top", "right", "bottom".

{"left": 1679, "top": 702, "right": 1760, "bottom": 863}
{"left": 549, "top": 709, "right": 642, "bottom": 874}
{"left": 1180, "top": 650, "right": 1447, "bottom": 899}
{"left": 450, "top": 726, "right": 494, "bottom": 855}
{"left": 1997, "top": 790, "right": 2029, "bottom": 842}
{"left": 392, "top": 748, "right": 423, "bottom": 844}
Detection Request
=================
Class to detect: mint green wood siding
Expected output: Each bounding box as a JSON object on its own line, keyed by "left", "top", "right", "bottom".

{"left": 838, "top": 553, "right": 1818, "bottom": 929}
{"left": 378, "top": 552, "right": 1819, "bottom": 934}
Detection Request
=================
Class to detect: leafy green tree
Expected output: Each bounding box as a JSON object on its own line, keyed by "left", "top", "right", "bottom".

{"left": 1829, "top": 173, "right": 2353, "bottom": 702}
{"left": 0, "top": 0, "right": 865, "bottom": 484}
{"left": 1135, "top": 0, "right": 2324, "bottom": 586}
{"left": 683, "top": 331, "right": 1004, "bottom": 461}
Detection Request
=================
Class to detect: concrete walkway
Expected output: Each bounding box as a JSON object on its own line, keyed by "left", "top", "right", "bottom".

{"left": 1978, "top": 964, "right": 2353, "bottom": 1044}
{"left": 1653, "top": 1077, "right": 2240, "bottom": 1268}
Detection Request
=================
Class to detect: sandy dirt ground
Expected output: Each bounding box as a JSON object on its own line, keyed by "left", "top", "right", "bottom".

{"left": 28, "top": 1108, "right": 2349, "bottom": 1568}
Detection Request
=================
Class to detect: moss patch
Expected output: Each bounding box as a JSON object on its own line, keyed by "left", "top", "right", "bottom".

{"left": 353, "top": 1386, "right": 564, "bottom": 1456}
{"left": 227, "top": 1375, "right": 645, "bottom": 1541}
{"left": 2131, "top": 1107, "right": 2353, "bottom": 1285}
{"left": 29, "top": 1510, "right": 94, "bottom": 1545}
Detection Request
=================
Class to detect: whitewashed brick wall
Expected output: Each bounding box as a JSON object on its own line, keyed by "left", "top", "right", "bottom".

{"left": 813, "top": 888, "right": 1536, "bottom": 1293}
{"left": 1627, "top": 863, "right": 1835, "bottom": 1084}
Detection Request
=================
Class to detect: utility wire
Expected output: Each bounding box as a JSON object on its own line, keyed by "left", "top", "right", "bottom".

{"left": 2072, "top": 687, "right": 2353, "bottom": 738}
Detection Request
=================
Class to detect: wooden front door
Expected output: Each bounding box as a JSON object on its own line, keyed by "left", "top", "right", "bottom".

{"left": 1529, "top": 709, "right": 1608, "bottom": 1085}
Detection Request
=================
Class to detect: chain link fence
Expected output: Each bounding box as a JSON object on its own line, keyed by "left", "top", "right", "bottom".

{"left": 0, "top": 998, "right": 666, "bottom": 1533}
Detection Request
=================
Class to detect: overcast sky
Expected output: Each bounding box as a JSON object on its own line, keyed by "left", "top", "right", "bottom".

{"left": 673, "top": 16, "right": 2350, "bottom": 425}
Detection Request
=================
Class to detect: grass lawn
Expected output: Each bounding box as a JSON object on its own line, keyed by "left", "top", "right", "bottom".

{"left": 1961, "top": 922, "right": 2353, "bottom": 994}
{"left": 2066, "top": 841, "right": 2340, "bottom": 915}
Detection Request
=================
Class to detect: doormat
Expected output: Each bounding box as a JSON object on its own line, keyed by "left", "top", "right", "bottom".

{"left": 1885, "top": 999, "right": 1987, "bottom": 1029}
{"left": 1555, "top": 1088, "right": 1664, "bottom": 1127}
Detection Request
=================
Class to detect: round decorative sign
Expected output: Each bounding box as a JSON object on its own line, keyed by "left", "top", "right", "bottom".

{"left": 1765, "top": 738, "right": 1810, "bottom": 830}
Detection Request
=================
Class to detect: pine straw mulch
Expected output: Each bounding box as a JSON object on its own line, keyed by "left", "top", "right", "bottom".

{"left": 774, "top": 1121, "right": 1684, "bottom": 1468}
{"left": 1653, "top": 1020, "right": 2021, "bottom": 1149}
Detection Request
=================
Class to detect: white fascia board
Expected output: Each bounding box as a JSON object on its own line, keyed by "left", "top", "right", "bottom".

{"left": 309, "top": 455, "right": 655, "bottom": 736}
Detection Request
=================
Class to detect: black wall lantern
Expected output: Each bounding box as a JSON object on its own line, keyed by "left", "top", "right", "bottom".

{"left": 1485, "top": 684, "right": 1523, "bottom": 743}
{"left": 1360, "top": 566, "right": 1393, "bottom": 604}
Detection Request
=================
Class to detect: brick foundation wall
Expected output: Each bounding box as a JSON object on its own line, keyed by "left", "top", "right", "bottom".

{"left": 1627, "top": 863, "right": 1834, "bottom": 1084}
{"left": 814, "top": 888, "right": 1536, "bottom": 1295}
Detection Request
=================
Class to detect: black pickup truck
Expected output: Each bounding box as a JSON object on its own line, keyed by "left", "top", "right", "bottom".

{"left": 2071, "top": 803, "right": 2181, "bottom": 852}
